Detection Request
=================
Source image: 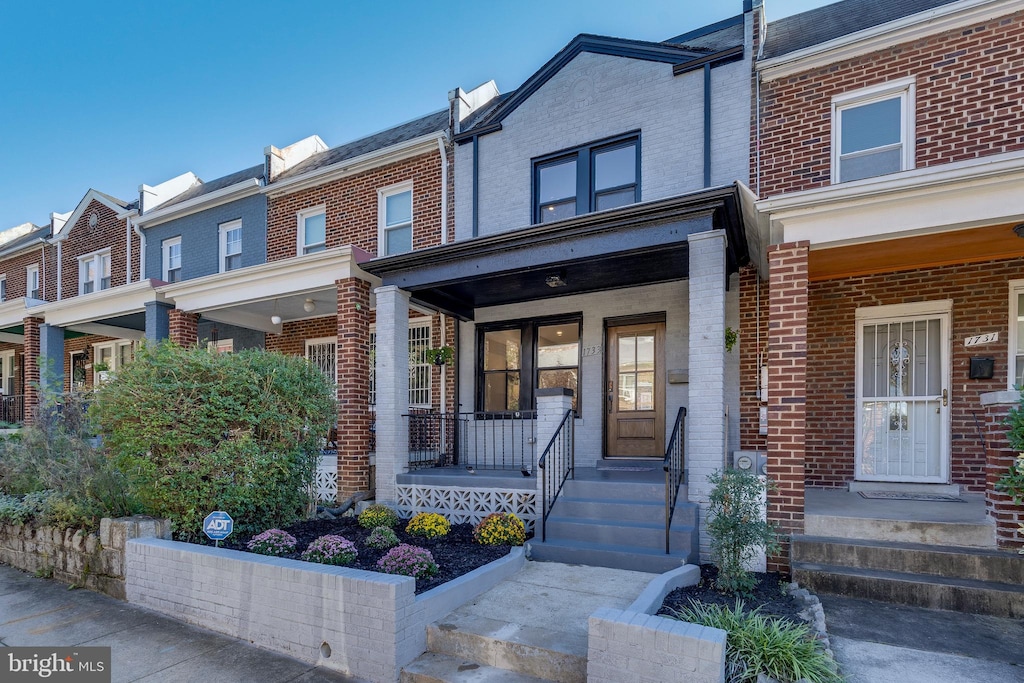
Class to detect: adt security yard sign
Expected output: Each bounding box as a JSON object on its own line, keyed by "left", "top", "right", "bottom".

{"left": 203, "top": 511, "right": 233, "bottom": 541}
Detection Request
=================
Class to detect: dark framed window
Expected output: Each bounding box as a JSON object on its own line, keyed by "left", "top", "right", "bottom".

{"left": 534, "top": 133, "right": 639, "bottom": 224}
{"left": 478, "top": 315, "right": 582, "bottom": 413}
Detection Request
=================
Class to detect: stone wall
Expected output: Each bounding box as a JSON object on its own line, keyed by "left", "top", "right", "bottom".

{"left": 0, "top": 516, "right": 170, "bottom": 600}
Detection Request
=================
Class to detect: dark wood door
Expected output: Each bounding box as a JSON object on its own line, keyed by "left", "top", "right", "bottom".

{"left": 605, "top": 322, "right": 665, "bottom": 457}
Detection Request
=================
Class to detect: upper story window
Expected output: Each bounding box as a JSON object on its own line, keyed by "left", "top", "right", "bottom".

{"left": 79, "top": 250, "right": 111, "bottom": 295}
{"left": 0, "top": 276, "right": 6, "bottom": 302}
{"left": 162, "top": 237, "right": 182, "bottom": 283}
{"left": 832, "top": 79, "right": 915, "bottom": 183}
{"left": 534, "top": 134, "right": 639, "bottom": 224}
{"left": 26, "top": 265, "right": 40, "bottom": 300}
{"left": 298, "top": 207, "right": 326, "bottom": 255}
{"left": 219, "top": 220, "right": 242, "bottom": 272}
{"left": 379, "top": 183, "right": 413, "bottom": 256}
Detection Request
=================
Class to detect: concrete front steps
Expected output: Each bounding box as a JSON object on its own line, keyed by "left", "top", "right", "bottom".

{"left": 792, "top": 535, "right": 1024, "bottom": 618}
{"left": 525, "top": 475, "right": 698, "bottom": 573}
{"left": 401, "top": 613, "right": 586, "bottom": 683}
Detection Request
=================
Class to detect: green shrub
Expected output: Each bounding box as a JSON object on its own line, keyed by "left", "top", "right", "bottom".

{"left": 366, "top": 526, "right": 400, "bottom": 550}
{"left": 92, "top": 342, "right": 336, "bottom": 542}
{"left": 707, "top": 468, "right": 781, "bottom": 594}
{"left": 405, "top": 512, "right": 450, "bottom": 539}
{"left": 358, "top": 504, "right": 399, "bottom": 529}
{"left": 0, "top": 491, "right": 54, "bottom": 525}
{"left": 668, "top": 600, "right": 842, "bottom": 683}
{"left": 473, "top": 512, "right": 526, "bottom": 545}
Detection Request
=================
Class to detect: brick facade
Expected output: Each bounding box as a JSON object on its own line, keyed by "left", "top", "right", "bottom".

{"left": 59, "top": 199, "right": 138, "bottom": 300}
{"left": 62, "top": 334, "right": 117, "bottom": 393}
{"left": 739, "top": 266, "right": 769, "bottom": 453}
{"left": 758, "top": 9, "right": 1024, "bottom": 198}
{"left": 22, "top": 317, "right": 42, "bottom": 425}
{"left": 981, "top": 399, "right": 1024, "bottom": 550}
{"left": 0, "top": 246, "right": 52, "bottom": 300}
{"left": 169, "top": 310, "right": 199, "bottom": 347}
{"left": 336, "top": 278, "right": 371, "bottom": 498}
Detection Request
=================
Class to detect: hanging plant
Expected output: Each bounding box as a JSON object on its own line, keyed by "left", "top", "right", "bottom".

{"left": 724, "top": 327, "right": 738, "bottom": 353}
{"left": 424, "top": 346, "right": 455, "bottom": 366}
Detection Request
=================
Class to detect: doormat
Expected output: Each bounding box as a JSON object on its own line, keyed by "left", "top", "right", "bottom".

{"left": 597, "top": 466, "right": 657, "bottom": 472}
{"left": 858, "top": 491, "right": 965, "bottom": 503}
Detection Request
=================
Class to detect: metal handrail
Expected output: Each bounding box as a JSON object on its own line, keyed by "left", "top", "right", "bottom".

{"left": 663, "top": 407, "right": 687, "bottom": 554}
{"left": 537, "top": 408, "right": 575, "bottom": 542}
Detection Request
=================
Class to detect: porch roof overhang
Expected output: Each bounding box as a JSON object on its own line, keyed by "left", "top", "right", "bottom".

{"left": 158, "top": 245, "right": 379, "bottom": 333}
{"left": 0, "top": 298, "right": 28, "bottom": 343}
{"left": 33, "top": 280, "right": 167, "bottom": 340}
{"left": 362, "top": 184, "right": 757, "bottom": 321}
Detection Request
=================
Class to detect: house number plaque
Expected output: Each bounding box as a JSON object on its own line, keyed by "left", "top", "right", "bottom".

{"left": 964, "top": 332, "right": 998, "bottom": 347}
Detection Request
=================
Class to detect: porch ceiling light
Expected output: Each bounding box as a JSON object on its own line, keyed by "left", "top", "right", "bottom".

{"left": 303, "top": 298, "right": 316, "bottom": 313}
{"left": 545, "top": 274, "right": 567, "bottom": 288}
{"left": 271, "top": 315, "right": 282, "bottom": 325}
{"left": 1013, "top": 223, "right": 1024, "bottom": 239}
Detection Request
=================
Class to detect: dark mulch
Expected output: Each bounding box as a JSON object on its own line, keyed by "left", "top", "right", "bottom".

{"left": 208, "top": 517, "right": 517, "bottom": 594}
{"left": 658, "top": 564, "right": 803, "bottom": 625}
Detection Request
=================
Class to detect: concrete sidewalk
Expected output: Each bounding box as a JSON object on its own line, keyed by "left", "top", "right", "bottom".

{"left": 0, "top": 564, "right": 361, "bottom": 683}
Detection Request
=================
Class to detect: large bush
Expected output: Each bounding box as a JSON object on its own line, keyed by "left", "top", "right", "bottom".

{"left": 92, "top": 342, "right": 335, "bottom": 542}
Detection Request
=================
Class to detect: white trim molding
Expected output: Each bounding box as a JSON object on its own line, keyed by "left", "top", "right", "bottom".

{"left": 36, "top": 279, "right": 167, "bottom": 329}
{"left": 831, "top": 78, "right": 916, "bottom": 184}
{"left": 134, "top": 178, "right": 262, "bottom": 228}
{"left": 297, "top": 205, "right": 326, "bottom": 256}
{"left": 378, "top": 181, "right": 414, "bottom": 257}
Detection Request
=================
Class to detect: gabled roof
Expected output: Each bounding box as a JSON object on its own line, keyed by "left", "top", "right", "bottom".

{"left": 54, "top": 189, "right": 131, "bottom": 241}
{"left": 156, "top": 164, "right": 264, "bottom": 211}
{"left": 762, "top": 0, "right": 962, "bottom": 59}
{"left": 271, "top": 110, "right": 449, "bottom": 184}
{"left": 0, "top": 224, "right": 51, "bottom": 260}
{"left": 453, "top": 33, "right": 733, "bottom": 142}
{"left": 666, "top": 14, "right": 746, "bottom": 53}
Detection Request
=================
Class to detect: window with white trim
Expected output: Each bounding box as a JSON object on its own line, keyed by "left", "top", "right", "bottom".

{"left": 298, "top": 207, "right": 326, "bottom": 255}
{"left": 1009, "top": 280, "right": 1024, "bottom": 389}
{"left": 79, "top": 250, "right": 111, "bottom": 295}
{"left": 306, "top": 337, "right": 337, "bottom": 384}
{"left": 26, "top": 265, "right": 40, "bottom": 300}
{"left": 832, "top": 79, "right": 915, "bottom": 183}
{"left": 378, "top": 184, "right": 413, "bottom": 256}
{"left": 208, "top": 339, "right": 234, "bottom": 354}
{"left": 0, "top": 276, "right": 7, "bottom": 302}
{"left": 368, "top": 319, "right": 433, "bottom": 408}
{"left": 162, "top": 237, "right": 182, "bottom": 283}
{"left": 92, "top": 340, "right": 135, "bottom": 384}
{"left": 219, "top": 220, "right": 242, "bottom": 272}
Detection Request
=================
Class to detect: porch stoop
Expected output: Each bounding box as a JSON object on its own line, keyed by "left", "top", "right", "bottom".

{"left": 792, "top": 536, "right": 1024, "bottom": 618}
{"left": 524, "top": 471, "right": 699, "bottom": 573}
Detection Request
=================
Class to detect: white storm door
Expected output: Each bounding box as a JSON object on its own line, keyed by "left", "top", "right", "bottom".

{"left": 855, "top": 303, "right": 950, "bottom": 483}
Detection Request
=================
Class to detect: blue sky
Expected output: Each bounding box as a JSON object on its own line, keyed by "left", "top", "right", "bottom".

{"left": 0, "top": 0, "right": 829, "bottom": 227}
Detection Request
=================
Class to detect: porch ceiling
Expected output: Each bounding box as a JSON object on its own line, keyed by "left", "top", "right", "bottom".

{"left": 363, "top": 185, "right": 751, "bottom": 320}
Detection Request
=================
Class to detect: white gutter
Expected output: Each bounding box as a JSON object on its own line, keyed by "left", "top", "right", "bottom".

{"left": 263, "top": 132, "right": 446, "bottom": 198}
{"left": 133, "top": 221, "right": 146, "bottom": 280}
{"left": 134, "top": 178, "right": 261, "bottom": 228}
{"left": 124, "top": 213, "right": 133, "bottom": 283}
{"left": 438, "top": 136, "right": 449, "bottom": 245}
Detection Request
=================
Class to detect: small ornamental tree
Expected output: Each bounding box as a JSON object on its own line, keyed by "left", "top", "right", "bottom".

{"left": 92, "top": 342, "right": 336, "bottom": 542}
{"left": 999, "top": 397, "right": 1024, "bottom": 553}
{"left": 706, "top": 468, "right": 781, "bottom": 595}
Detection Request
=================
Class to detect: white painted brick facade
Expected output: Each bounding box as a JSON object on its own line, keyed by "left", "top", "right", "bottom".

{"left": 375, "top": 285, "right": 410, "bottom": 505}
{"left": 536, "top": 390, "right": 575, "bottom": 497}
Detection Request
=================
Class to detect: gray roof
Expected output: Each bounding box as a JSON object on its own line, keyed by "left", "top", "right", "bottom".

{"left": 93, "top": 190, "right": 130, "bottom": 209}
{"left": 0, "top": 225, "right": 51, "bottom": 259}
{"left": 272, "top": 110, "right": 449, "bottom": 183}
{"left": 762, "top": 0, "right": 963, "bottom": 59}
{"left": 156, "top": 164, "right": 264, "bottom": 211}
{"left": 666, "top": 14, "right": 746, "bottom": 53}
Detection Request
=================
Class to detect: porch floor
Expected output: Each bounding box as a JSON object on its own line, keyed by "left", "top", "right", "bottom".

{"left": 397, "top": 463, "right": 666, "bottom": 489}
{"left": 806, "top": 487, "right": 987, "bottom": 525}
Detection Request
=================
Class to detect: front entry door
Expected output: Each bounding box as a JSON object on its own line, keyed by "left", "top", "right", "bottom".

{"left": 605, "top": 322, "right": 665, "bottom": 457}
{"left": 855, "top": 306, "right": 950, "bottom": 483}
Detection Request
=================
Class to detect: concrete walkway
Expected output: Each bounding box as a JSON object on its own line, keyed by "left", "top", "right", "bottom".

{"left": 0, "top": 564, "right": 360, "bottom": 683}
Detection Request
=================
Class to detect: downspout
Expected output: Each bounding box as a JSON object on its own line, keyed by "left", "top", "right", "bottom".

{"left": 55, "top": 241, "right": 61, "bottom": 301}
{"left": 437, "top": 136, "right": 448, "bottom": 245}
{"left": 704, "top": 63, "right": 712, "bottom": 188}
{"left": 471, "top": 136, "right": 480, "bottom": 237}
{"left": 133, "top": 222, "right": 146, "bottom": 280}
{"left": 125, "top": 216, "right": 132, "bottom": 283}
{"left": 40, "top": 245, "right": 46, "bottom": 301}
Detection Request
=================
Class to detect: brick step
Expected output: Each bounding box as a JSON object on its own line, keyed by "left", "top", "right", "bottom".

{"left": 792, "top": 535, "right": 1024, "bottom": 583}
{"left": 804, "top": 513, "right": 994, "bottom": 548}
{"left": 527, "top": 537, "right": 695, "bottom": 573}
{"left": 554, "top": 496, "right": 696, "bottom": 526}
{"left": 792, "top": 561, "right": 1024, "bottom": 618}
{"left": 422, "top": 613, "right": 587, "bottom": 683}
{"left": 401, "top": 652, "right": 549, "bottom": 683}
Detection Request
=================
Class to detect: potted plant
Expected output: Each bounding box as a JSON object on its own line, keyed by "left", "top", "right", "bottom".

{"left": 424, "top": 345, "right": 455, "bottom": 367}
{"left": 93, "top": 361, "right": 110, "bottom": 382}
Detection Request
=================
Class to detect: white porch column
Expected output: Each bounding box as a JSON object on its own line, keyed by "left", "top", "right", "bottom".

{"left": 687, "top": 229, "right": 727, "bottom": 561}
{"left": 374, "top": 285, "right": 410, "bottom": 506}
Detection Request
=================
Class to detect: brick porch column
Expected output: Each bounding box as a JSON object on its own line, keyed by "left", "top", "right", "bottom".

{"left": 688, "top": 229, "right": 728, "bottom": 562}
{"left": 766, "top": 241, "right": 809, "bottom": 573}
{"left": 980, "top": 391, "right": 1024, "bottom": 550}
{"left": 336, "top": 277, "right": 371, "bottom": 499}
{"left": 168, "top": 310, "right": 199, "bottom": 346}
{"left": 374, "top": 285, "right": 410, "bottom": 506}
{"left": 22, "top": 316, "right": 43, "bottom": 426}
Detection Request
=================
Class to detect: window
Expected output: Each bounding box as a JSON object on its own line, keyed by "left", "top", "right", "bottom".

{"left": 78, "top": 250, "right": 111, "bottom": 295}
{"left": 306, "top": 337, "right": 337, "bottom": 384}
{"left": 534, "top": 134, "right": 639, "bottom": 224}
{"left": 478, "top": 316, "right": 581, "bottom": 412}
{"left": 1009, "top": 280, "right": 1024, "bottom": 389}
{"left": 208, "top": 339, "right": 234, "bottom": 354}
{"left": 162, "top": 237, "right": 182, "bottom": 283}
{"left": 298, "top": 207, "right": 326, "bottom": 255}
{"left": 832, "top": 79, "right": 915, "bottom": 183}
{"left": 92, "top": 340, "right": 135, "bottom": 384}
{"left": 26, "top": 266, "right": 40, "bottom": 300}
{"left": 369, "top": 319, "right": 433, "bottom": 408}
{"left": 219, "top": 220, "right": 242, "bottom": 272}
{"left": 379, "top": 184, "right": 413, "bottom": 256}
{"left": 0, "top": 276, "right": 6, "bottom": 302}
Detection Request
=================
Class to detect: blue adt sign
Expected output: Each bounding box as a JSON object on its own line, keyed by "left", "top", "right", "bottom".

{"left": 203, "top": 511, "right": 233, "bottom": 541}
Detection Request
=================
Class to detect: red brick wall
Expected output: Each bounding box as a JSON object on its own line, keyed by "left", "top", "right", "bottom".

{"left": 59, "top": 199, "right": 136, "bottom": 300}
{"left": 169, "top": 310, "right": 199, "bottom": 347}
{"left": 805, "top": 258, "right": 1023, "bottom": 492}
{"left": 336, "top": 278, "right": 371, "bottom": 497}
{"left": 740, "top": 266, "right": 769, "bottom": 451}
{"left": 62, "top": 335, "right": 118, "bottom": 393}
{"left": 982, "top": 401, "right": 1024, "bottom": 549}
{"left": 767, "top": 242, "right": 808, "bottom": 573}
{"left": 758, "top": 9, "right": 1024, "bottom": 198}
{"left": 265, "top": 149, "right": 444, "bottom": 261}
{"left": 0, "top": 247, "right": 53, "bottom": 301}
{"left": 22, "top": 317, "right": 41, "bottom": 425}
{"left": 264, "top": 316, "right": 339, "bottom": 355}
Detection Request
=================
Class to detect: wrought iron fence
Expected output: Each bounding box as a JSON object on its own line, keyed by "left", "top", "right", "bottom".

{"left": 405, "top": 410, "right": 537, "bottom": 471}
{"left": 663, "top": 406, "right": 686, "bottom": 554}
{"left": 0, "top": 394, "right": 24, "bottom": 425}
{"left": 538, "top": 408, "right": 574, "bottom": 542}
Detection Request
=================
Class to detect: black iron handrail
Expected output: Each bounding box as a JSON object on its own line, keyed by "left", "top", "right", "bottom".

{"left": 663, "top": 406, "right": 686, "bottom": 554}
{"left": 537, "top": 408, "right": 574, "bottom": 542}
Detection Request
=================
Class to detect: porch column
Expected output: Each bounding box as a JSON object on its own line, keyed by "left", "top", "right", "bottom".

{"left": 980, "top": 392, "right": 1024, "bottom": 550}
{"left": 144, "top": 301, "right": 173, "bottom": 342}
{"left": 688, "top": 229, "right": 728, "bottom": 562}
{"left": 22, "top": 317, "right": 43, "bottom": 425}
{"left": 535, "top": 388, "right": 574, "bottom": 503}
{"left": 336, "top": 277, "right": 371, "bottom": 499}
{"left": 168, "top": 309, "right": 199, "bottom": 346}
{"left": 766, "top": 241, "right": 809, "bottom": 573}
{"left": 374, "top": 285, "right": 410, "bottom": 506}
{"left": 38, "top": 324, "right": 64, "bottom": 396}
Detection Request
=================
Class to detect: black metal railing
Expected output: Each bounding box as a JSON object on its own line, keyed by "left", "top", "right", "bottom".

{"left": 538, "top": 408, "right": 574, "bottom": 542}
{"left": 663, "top": 406, "right": 687, "bottom": 554}
{"left": 0, "top": 394, "right": 24, "bottom": 425}
{"left": 405, "top": 410, "right": 537, "bottom": 471}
